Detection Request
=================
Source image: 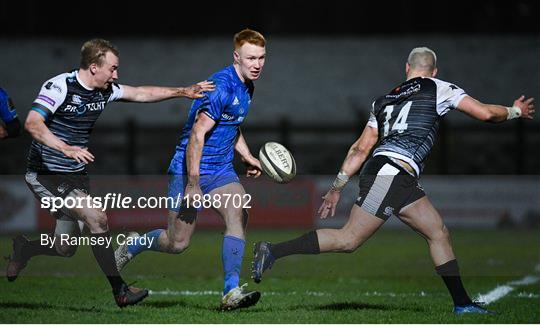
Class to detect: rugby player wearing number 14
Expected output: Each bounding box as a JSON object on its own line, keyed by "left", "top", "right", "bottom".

{"left": 252, "top": 47, "right": 535, "bottom": 314}
{"left": 115, "top": 29, "right": 267, "bottom": 311}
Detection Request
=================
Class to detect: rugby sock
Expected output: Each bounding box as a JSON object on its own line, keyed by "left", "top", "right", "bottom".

{"left": 222, "top": 235, "right": 245, "bottom": 295}
{"left": 271, "top": 230, "right": 320, "bottom": 259}
{"left": 23, "top": 234, "right": 61, "bottom": 259}
{"left": 90, "top": 231, "right": 125, "bottom": 294}
{"left": 435, "top": 259, "right": 473, "bottom": 306}
{"left": 127, "top": 229, "right": 163, "bottom": 256}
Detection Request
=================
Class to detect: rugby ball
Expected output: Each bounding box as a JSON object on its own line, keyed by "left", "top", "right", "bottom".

{"left": 259, "top": 142, "right": 296, "bottom": 184}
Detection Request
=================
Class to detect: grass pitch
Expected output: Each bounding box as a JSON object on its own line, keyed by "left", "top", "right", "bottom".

{"left": 1, "top": 228, "right": 539, "bottom": 323}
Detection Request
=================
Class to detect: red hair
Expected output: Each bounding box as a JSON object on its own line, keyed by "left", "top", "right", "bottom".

{"left": 234, "top": 29, "right": 266, "bottom": 50}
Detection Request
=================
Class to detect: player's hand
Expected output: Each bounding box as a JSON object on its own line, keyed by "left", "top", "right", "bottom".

{"left": 242, "top": 156, "right": 262, "bottom": 178}
{"left": 318, "top": 189, "right": 341, "bottom": 219}
{"left": 62, "top": 145, "right": 94, "bottom": 164}
{"left": 183, "top": 81, "right": 215, "bottom": 99}
{"left": 514, "top": 95, "right": 535, "bottom": 119}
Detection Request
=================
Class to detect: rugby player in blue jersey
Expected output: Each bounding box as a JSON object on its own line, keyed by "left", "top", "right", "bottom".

{"left": 115, "top": 29, "right": 266, "bottom": 311}
{"left": 5, "top": 39, "right": 214, "bottom": 308}
{"left": 252, "top": 47, "right": 535, "bottom": 314}
{"left": 0, "top": 87, "right": 21, "bottom": 139}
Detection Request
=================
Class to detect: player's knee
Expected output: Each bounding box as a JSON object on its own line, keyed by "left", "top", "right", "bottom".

{"left": 169, "top": 238, "right": 190, "bottom": 254}
{"left": 55, "top": 242, "right": 78, "bottom": 257}
{"left": 430, "top": 225, "right": 450, "bottom": 243}
{"left": 335, "top": 228, "right": 363, "bottom": 253}
{"left": 341, "top": 240, "right": 360, "bottom": 253}
{"left": 336, "top": 233, "right": 360, "bottom": 253}
{"left": 85, "top": 209, "right": 109, "bottom": 232}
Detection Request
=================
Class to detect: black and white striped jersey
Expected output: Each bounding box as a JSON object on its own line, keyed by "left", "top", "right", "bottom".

{"left": 368, "top": 77, "right": 467, "bottom": 176}
{"left": 27, "top": 71, "right": 123, "bottom": 173}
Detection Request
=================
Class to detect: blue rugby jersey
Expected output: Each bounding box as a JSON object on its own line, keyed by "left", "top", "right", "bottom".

{"left": 170, "top": 65, "right": 254, "bottom": 174}
{"left": 27, "top": 71, "right": 123, "bottom": 173}
{"left": 0, "top": 87, "right": 17, "bottom": 123}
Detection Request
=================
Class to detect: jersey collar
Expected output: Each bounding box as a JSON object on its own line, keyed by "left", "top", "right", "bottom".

{"left": 75, "top": 70, "right": 94, "bottom": 91}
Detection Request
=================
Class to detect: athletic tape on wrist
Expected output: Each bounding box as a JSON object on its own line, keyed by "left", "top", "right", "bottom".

{"left": 331, "top": 171, "right": 349, "bottom": 192}
{"left": 506, "top": 106, "right": 522, "bottom": 120}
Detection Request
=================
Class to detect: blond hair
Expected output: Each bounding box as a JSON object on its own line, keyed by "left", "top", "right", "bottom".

{"left": 407, "top": 47, "right": 437, "bottom": 72}
{"left": 80, "top": 39, "right": 119, "bottom": 69}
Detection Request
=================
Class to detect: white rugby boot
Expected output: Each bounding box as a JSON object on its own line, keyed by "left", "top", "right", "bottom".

{"left": 114, "top": 232, "right": 140, "bottom": 271}
{"left": 220, "top": 283, "right": 261, "bottom": 311}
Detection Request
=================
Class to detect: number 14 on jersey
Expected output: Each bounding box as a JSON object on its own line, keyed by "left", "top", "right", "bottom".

{"left": 383, "top": 101, "right": 412, "bottom": 137}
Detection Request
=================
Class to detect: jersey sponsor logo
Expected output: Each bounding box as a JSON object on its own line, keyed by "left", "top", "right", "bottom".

{"left": 232, "top": 96, "right": 240, "bottom": 106}
{"left": 45, "top": 82, "right": 62, "bottom": 93}
{"left": 37, "top": 95, "right": 56, "bottom": 106}
{"left": 221, "top": 113, "right": 236, "bottom": 121}
{"left": 386, "top": 83, "right": 421, "bottom": 99}
{"left": 64, "top": 101, "right": 106, "bottom": 115}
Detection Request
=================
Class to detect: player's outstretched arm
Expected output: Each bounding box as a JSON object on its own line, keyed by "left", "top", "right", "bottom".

{"left": 318, "top": 124, "right": 378, "bottom": 218}
{"left": 120, "top": 81, "right": 215, "bottom": 103}
{"left": 235, "top": 129, "right": 262, "bottom": 178}
{"left": 457, "top": 95, "right": 535, "bottom": 123}
{"left": 25, "top": 110, "right": 94, "bottom": 164}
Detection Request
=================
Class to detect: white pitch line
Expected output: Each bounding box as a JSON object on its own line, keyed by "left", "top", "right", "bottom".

{"left": 508, "top": 275, "right": 539, "bottom": 286}
{"left": 476, "top": 274, "right": 540, "bottom": 305}
{"left": 148, "top": 289, "right": 434, "bottom": 298}
{"left": 148, "top": 290, "right": 332, "bottom": 297}
{"left": 476, "top": 285, "right": 515, "bottom": 305}
{"left": 149, "top": 290, "right": 221, "bottom": 296}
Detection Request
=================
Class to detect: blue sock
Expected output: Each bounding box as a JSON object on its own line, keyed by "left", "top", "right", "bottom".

{"left": 222, "top": 235, "right": 245, "bottom": 295}
{"left": 127, "top": 229, "right": 163, "bottom": 256}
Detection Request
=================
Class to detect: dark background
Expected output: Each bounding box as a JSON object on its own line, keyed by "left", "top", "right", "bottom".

{"left": 1, "top": 0, "right": 539, "bottom": 175}
{"left": 2, "top": 1, "right": 539, "bottom": 37}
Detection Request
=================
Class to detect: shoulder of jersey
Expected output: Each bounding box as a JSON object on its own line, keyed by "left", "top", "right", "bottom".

{"left": 42, "top": 72, "right": 72, "bottom": 93}
{"left": 210, "top": 71, "right": 235, "bottom": 94}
